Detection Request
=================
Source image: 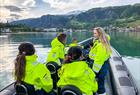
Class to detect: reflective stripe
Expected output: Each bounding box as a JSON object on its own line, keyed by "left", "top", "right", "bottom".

{"left": 93, "top": 63, "right": 102, "bottom": 69}
{"left": 57, "top": 59, "right": 61, "bottom": 66}
{"left": 89, "top": 53, "right": 96, "bottom": 58}
{"left": 52, "top": 52, "right": 56, "bottom": 58}
{"left": 91, "top": 54, "right": 96, "bottom": 57}
{"left": 92, "top": 63, "right": 102, "bottom": 73}
{"left": 32, "top": 61, "right": 38, "bottom": 66}
{"left": 34, "top": 85, "right": 41, "bottom": 91}
{"left": 92, "top": 66, "right": 100, "bottom": 73}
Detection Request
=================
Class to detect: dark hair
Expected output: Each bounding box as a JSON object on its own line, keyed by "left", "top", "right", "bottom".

{"left": 15, "top": 42, "right": 35, "bottom": 83}
{"left": 72, "top": 37, "right": 77, "bottom": 42}
{"left": 64, "top": 46, "right": 82, "bottom": 63}
{"left": 57, "top": 33, "right": 67, "bottom": 44}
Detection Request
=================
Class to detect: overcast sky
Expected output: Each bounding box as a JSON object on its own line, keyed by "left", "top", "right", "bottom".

{"left": 0, "top": 0, "right": 140, "bottom": 22}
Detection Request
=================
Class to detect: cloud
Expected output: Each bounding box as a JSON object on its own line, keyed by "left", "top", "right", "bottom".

{"left": 0, "top": 8, "right": 10, "bottom": 17}
{"left": 0, "top": 6, "right": 23, "bottom": 12}
{"left": 42, "top": 0, "right": 80, "bottom": 10}
{"left": 0, "top": 0, "right": 37, "bottom": 22}
{"left": 0, "top": 7, "right": 11, "bottom": 22}
{"left": 10, "top": 14, "right": 22, "bottom": 21}
{"left": 0, "top": 0, "right": 140, "bottom": 22}
{"left": 10, "top": 14, "right": 21, "bottom": 18}
{"left": 22, "top": 0, "right": 36, "bottom": 7}
{"left": 0, "top": 0, "right": 16, "bottom": 6}
{"left": 42, "top": 0, "right": 140, "bottom": 14}
{"left": 42, "top": 0, "right": 109, "bottom": 13}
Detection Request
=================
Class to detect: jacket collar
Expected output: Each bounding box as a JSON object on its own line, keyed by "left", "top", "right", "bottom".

{"left": 25, "top": 54, "right": 38, "bottom": 63}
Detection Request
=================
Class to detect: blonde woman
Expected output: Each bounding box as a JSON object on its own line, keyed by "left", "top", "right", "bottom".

{"left": 89, "top": 27, "right": 112, "bottom": 95}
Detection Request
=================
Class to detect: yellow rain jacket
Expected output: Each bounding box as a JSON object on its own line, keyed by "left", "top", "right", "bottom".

{"left": 69, "top": 43, "right": 78, "bottom": 47}
{"left": 23, "top": 55, "right": 53, "bottom": 92}
{"left": 46, "top": 37, "right": 65, "bottom": 66}
{"left": 57, "top": 61, "right": 98, "bottom": 95}
{"left": 89, "top": 35, "right": 111, "bottom": 73}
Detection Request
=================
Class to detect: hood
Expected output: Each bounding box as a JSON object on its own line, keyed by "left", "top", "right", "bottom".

{"left": 51, "top": 37, "right": 64, "bottom": 48}
{"left": 25, "top": 54, "right": 38, "bottom": 63}
{"left": 62, "top": 61, "right": 88, "bottom": 78}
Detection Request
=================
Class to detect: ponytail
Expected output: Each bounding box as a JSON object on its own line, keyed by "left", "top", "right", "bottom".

{"left": 15, "top": 42, "right": 35, "bottom": 84}
{"left": 15, "top": 52, "right": 26, "bottom": 84}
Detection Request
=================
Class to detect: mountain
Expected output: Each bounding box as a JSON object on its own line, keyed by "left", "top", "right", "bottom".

{"left": 11, "top": 3, "right": 140, "bottom": 29}
{"left": 11, "top": 15, "right": 73, "bottom": 28}
{"left": 66, "top": 10, "right": 84, "bottom": 15}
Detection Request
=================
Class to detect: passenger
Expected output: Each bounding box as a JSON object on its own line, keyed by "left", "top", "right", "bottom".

{"left": 69, "top": 37, "right": 78, "bottom": 47}
{"left": 89, "top": 27, "right": 112, "bottom": 95}
{"left": 14, "top": 42, "right": 53, "bottom": 95}
{"left": 46, "top": 33, "right": 67, "bottom": 66}
{"left": 57, "top": 46, "right": 98, "bottom": 95}
{"left": 64, "top": 37, "right": 78, "bottom": 55}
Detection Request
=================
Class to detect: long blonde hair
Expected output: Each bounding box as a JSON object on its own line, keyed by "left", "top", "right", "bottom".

{"left": 94, "top": 27, "right": 112, "bottom": 54}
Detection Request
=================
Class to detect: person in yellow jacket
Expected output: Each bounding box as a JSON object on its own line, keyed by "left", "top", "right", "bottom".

{"left": 57, "top": 46, "right": 98, "bottom": 95}
{"left": 14, "top": 42, "right": 53, "bottom": 95}
{"left": 89, "top": 27, "right": 112, "bottom": 95}
{"left": 46, "top": 33, "right": 67, "bottom": 66}
{"left": 64, "top": 37, "right": 78, "bottom": 55}
{"left": 69, "top": 37, "right": 78, "bottom": 47}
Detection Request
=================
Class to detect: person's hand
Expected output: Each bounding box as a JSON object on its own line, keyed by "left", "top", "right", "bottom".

{"left": 80, "top": 55, "right": 85, "bottom": 60}
{"left": 63, "top": 55, "right": 72, "bottom": 63}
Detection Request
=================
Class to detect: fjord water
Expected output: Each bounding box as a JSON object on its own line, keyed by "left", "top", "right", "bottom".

{"left": 110, "top": 32, "right": 140, "bottom": 91}
{"left": 0, "top": 31, "right": 140, "bottom": 91}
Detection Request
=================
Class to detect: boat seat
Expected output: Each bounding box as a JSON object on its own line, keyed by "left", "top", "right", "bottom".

{"left": 46, "top": 61, "right": 60, "bottom": 74}
{"left": 60, "top": 85, "right": 82, "bottom": 95}
{"left": 46, "top": 62, "right": 60, "bottom": 90}
{"left": 15, "top": 84, "right": 28, "bottom": 95}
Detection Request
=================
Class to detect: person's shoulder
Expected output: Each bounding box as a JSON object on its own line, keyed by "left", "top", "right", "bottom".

{"left": 36, "top": 62, "right": 46, "bottom": 69}
{"left": 76, "top": 61, "right": 88, "bottom": 67}
{"left": 96, "top": 41, "right": 102, "bottom": 46}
